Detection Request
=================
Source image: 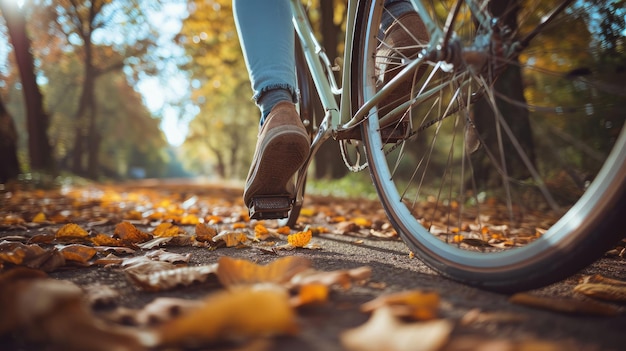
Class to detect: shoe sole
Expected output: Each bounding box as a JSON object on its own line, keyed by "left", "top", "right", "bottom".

{"left": 244, "top": 127, "right": 310, "bottom": 206}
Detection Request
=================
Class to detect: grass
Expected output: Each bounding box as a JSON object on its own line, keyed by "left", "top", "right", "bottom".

{"left": 305, "top": 172, "right": 379, "bottom": 200}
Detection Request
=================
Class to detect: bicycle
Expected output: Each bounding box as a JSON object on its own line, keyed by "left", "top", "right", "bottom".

{"left": 248, "top": 0, "right": 626, "bottom": 293}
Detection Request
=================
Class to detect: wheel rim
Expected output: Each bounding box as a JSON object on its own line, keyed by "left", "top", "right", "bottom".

{"left": 355, "top": 0, "right": 626, "bottom": 288}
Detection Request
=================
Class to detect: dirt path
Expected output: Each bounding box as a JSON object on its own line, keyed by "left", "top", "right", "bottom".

{"left": 1, "top": 180, "right": 624, "bottom": 350}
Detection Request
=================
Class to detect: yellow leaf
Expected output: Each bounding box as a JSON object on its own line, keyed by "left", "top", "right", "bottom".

{"left": 217, "top": 256, "right": 311, "bottom": 287}
{"left": 212, "top": 231, "right": 248, "bottom": 247}
{"left": 56, "top": 223, "right": 89, "bottom": 238}
{"left": 32, "top": 212, "right": 47, "bottom": 223}
{"left": 361, "top": 290, "right": 440, "bottom": 320}
{"left": 299, "top": 208, "right": 315, "bottom": 217}
{"left": 254, "top": 223, "right": 270, "bottom": 239}
{"left": 180, "top": 214, "right": 199, "bottom": 225}
{"left": 353, "top": 217, "right": 372, "bottom": 227}
{"left": 114, "top": 222, "right": 151, "bottom": 243}
{"left": 452, "top": 234, "right": 464, "bottom": 243}
{"left": 157, "top": 287, "right": 298, "bottom": 346}
{"left": 90, "top": 233, "right": 122, "bottom": 247}
{"left": 276, "top": 226, "right": 292, "bottom": 235}
{"left": 233, "top": 222, "right": 246, "bottom": 229}
{"left": 152, "top": 223, "right": 182, "bottom": 237}
{"left": 291, "top": 283, "right": 329, "bottom": 307}
{"left": 287, "top": 230, "right": 312, "bottom": 248}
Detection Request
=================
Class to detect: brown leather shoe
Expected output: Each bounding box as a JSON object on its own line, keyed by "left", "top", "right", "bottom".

{"left": 243, "top": 101, "right": 310, "bottom": 208}
{"left": 376, "top": 12, "right": 429, "bottom": 125}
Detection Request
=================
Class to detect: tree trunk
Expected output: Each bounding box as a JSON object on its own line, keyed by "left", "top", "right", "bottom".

{"left": 0, "top": 94, "right": 21, "bottom": 182}
{"left": 0, "top": 1, "right": 54, "bottom": 173}
{"left": 314, "top": 0, "right": 348, "bottom": 179}
{"left": 471, "top": 0, "right": 535, "bottom": 188}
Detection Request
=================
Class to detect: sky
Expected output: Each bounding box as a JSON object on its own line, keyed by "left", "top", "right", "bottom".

{"left": 0, "top": 0, "right": 193, "bottom": 147}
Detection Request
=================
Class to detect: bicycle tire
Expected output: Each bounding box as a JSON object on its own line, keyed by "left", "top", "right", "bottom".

{"left": 353, "top": 0, "right": 626, "bottom": 292}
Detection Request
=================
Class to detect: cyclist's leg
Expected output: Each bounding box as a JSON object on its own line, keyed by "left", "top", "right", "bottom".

{"left": 232, "top": 0, "right": 309, "bottom": 212}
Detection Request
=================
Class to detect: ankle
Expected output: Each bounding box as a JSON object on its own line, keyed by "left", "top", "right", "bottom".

{"left": 258, "top": 88, "right": 295, "bottom": 126}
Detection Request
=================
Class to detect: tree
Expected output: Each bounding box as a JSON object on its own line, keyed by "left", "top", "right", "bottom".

{"left": 178, "top": 0, "right": 257, "bottom": 179}
{"left": 470, "top": 0, "right": 534, "bottom": 189}
{"left": 39, "top": 0, "right": 159, "bottom": 178}
{"left": 0, "top": 93, "right": 20, "bottom": 182}
{"left": 0, "top": 0, "right": 54, "bottom": 174}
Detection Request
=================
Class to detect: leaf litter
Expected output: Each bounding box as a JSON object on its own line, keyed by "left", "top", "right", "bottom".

{"left": 0, "top": 183, "right": 623, "bottom": 350}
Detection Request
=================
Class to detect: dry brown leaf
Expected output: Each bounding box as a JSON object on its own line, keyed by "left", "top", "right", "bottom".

{"left": 195, "top": 222, "right": 217, "bottom": 242}
{"left": 580, "top": 274, "right": 626, "bottom": 286}
{"left": 90, "top": 233, "right": 123, "bottom": 246}
{"left": 157, "top": 286, "right": 298, "bottom": 346}
{"left": 509, "top": 293, "right": 619, "bottom": 316}
{"left": 289, "top": 266, "right": 372, "bottom": 289}
{"left": 55, "top": 223, "right": 89, "bottom": 238}
{"left": 104, "top": 298, "right": 203, "bottom": 327}
{"left": 213, "top": 230, "right": 248, "bottom": 247}
{"left": 217, "top": 256, "right": 311, "bottom": 287}
{"left": 144, "top": 249, "right": 191, "bottom": 264}
{"left": 152, "top": 222, "right": 184, "bottom": 237}
{"left": 574, "top": 283, "right": 626, "bottom": 302}
{"left": 341, "top": 307, "right": 452, "bottom": 351}
{"left": 459, "top": 308, "right": 527, "bottom": 326}
{"left": 114, "top": 221, "right": 151, "bottom": 243}
{"left": 443, "top": 336, "right": 571, "bottom": 351}
{"left": 0, "top": 268, "right": 154, "bottom": 350}
{"left": 59, "top": 244, "right": 98, "bottom": 264}
{"left": 127, "top": 264, "right": 218, "bottom": 292}
{"left": 0, "top": 242, "right": 65, "bottom": 271}
{"left": 361, "top": 290, "right": 440, "bottom": 320}
{"left": 83, "top": 284, "right": 121, "bottom": 307}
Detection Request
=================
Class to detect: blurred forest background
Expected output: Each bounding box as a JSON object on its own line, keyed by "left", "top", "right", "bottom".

{"left": 0, "top": 0, "right": 624, "bottom": 187}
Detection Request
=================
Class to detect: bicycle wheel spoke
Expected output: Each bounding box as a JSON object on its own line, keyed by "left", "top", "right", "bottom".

{"left": 353, "top": 0, "right": 626, "bottom": 291}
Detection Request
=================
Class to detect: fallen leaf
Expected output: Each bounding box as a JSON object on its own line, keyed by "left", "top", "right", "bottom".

{"left": 0, "top": 242, "right": 65, "bottom": 271}
{"left": 31, "top": 212, "right": 47, "bottom": 223}
{"left": 59, "top": 244, "right": 98, "bottom": 264}
{"left": 152, "top": 222, "right": 183, "bottom": 237}
{"left": 213, "top": 230, "right": 248, "bottom": 247}
{"left": 90, "top": 233, "right": 123, "bottom": 246}
{"left": 509, "top": 293, "right": 619, "bottom": 316}
{"left": 459, "top": 308, "right": 527, "bottom": 326}
{"left": 126, "top": 264, "right": 218, "bottom": 292}
{"left": 157, "top": 286, "right": 298, "bottom": 346}
{"left": 195, "top": 223, "right": 217, "bottom": 242}
{"left": 114, "top": 221, "right": 151, "bottom": 244}
{"left": 289, "top": 266, "right": 372, "bottom": 289}
{"left": 341, "top": 307, "right": 452, "bottom": 351}
{"left": 361, "top": 290, "right": 440, "bottom": 320}
{"left": 55, "top": 223, "right": 89, "bottom": 239}
{"left": 107, "top": 297, "right": 204, "bottom": 327}
{"left": 574, "top": 283, "right": 626, "bottom": 302}
{"left": 217, "top": 256, "right": 311, "bottom": 287}
{"left": 0, "top": 268, "right": 154, "bottom": 350}
{"left": 290, "top": 283, "right": 329, "bottom": 307}
{"left": 287, "top": 230, "right": 312, "bottom": 247}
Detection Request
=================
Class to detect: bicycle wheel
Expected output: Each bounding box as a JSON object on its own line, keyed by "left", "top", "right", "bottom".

{"left": 353, "top": 0, "right": 626, "bottom": 292}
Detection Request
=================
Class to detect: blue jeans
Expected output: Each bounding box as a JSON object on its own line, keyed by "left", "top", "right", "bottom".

{"left": 233, "top": 0, "right": 414, "bottom": 122}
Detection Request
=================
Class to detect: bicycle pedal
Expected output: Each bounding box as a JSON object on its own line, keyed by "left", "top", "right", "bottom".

{"left": 249, "top": 196, "right": 292, "bottom": 220}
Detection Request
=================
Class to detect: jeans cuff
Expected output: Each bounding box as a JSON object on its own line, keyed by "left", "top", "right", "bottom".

{"left": 254, "top": 84, "right": 299, "bottom": 104}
